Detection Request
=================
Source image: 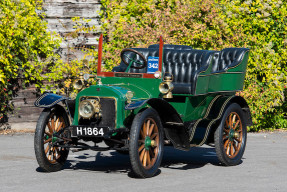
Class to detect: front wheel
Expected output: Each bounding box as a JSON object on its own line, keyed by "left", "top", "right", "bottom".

{"left": 34, "top": 105, "right": 70, "bottom": 172}
{"left": 214, "top": 103, "right": 247, "bottom": 166}
{"left": 129, "top": 108, "right": 164, "bottom": 178}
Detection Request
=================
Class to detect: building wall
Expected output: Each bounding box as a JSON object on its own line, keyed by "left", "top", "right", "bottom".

{"left": 8, "top": 0, "right": 101, "bottom": 125}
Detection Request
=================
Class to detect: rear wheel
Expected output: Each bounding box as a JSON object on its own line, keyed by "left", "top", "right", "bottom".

{"left": 214, "top": 103, "right": 247, "bottom": 166}
{"left": 34, "top": 105, "right": 70, "bottom": 172}
{"left": 129, "top": 108, "right": 164, "bottom": 178}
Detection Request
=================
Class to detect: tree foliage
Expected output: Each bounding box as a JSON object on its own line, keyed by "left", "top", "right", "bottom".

{"left": 0, "top": 0, "right": 60, "bottom": 121}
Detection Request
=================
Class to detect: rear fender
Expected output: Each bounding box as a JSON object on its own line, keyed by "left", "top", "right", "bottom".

{"left": 229, "top": 96, "right": 253, "bottom": 126}
{"left": 201, "top": 96, "right": 252, "bottom": 145}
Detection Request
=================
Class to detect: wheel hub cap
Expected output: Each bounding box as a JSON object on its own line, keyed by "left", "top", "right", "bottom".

{"left": 52, "top": 136, "right": 58, "bottom": 143}
{"left": 229, "top": 129, "right": 235, "bottom": 141}
{"left": 144, "top": 136, "right": 156, "bottom": 150}
{"left": 144, "top": 136, "right": 151, "bottom": 150}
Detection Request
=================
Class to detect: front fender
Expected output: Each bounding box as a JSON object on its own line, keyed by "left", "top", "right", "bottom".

{"left": 34, "top": 93, "right": 68, "bottom": 108}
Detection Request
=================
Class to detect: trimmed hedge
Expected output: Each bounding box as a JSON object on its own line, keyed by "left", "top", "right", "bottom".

{"left": 0, "top": 0, "right": 60, "bottom": 121}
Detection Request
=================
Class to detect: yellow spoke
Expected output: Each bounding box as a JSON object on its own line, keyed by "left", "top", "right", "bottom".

{"left": 148, "top": 124, "right": 155, "bottom": 137}
{"left": 56, "top": 121, "right": 63, "bottom": 132}
{"left": 143, "top": 150, "right": 147, "bottom": 166}
{"left": 230, "top": 142, "right": 234, "bottom": 155}
{"left": 147, "top": 150, "right": 151, "bottom": 165}
{"left": 232, "top": 114, "right": 236, "bottom": 124}
{"left": 44, "top": 138, "right": 52, "bottom": 144}
{"left": 143, "top": 122, "right": 147, "bottom": 136}
{"left": 47, "top": 123, "right": 53, "bottom": 134}
{"left": 138, "top": 144, "right": 145, "bottom": 152}
{"left": 229, "top": 114, "right": 232, "bottom": 128}
{"left": 45, "top": 131, "right": 52, "bottom": 137}
{"left": 55, "top": 118, "right": 59, "bottom": 131}
{"left": 140, "top": 129, "right": 144, "bottom": 138}
{"left": 51, "top": 118, "right": 55, "bottom": 131}
{"left": 150, "top": 133, "right": 158, "bottom": 140}
{"left": 234, "top": 120, "right": 240, "bottom": 129}
{"left": 45, "top": 145, "right": 50, "bottom": 155}
{"left": 146, "top": 120, "right": 150, "bottom": 135}
{"left": 224, "top": 140, "right": 229, "bottom": 149}
{"left": 140, "top": 149, "right": 145, "bottom": 162}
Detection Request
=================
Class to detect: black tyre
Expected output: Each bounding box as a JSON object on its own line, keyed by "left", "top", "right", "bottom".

{"left": 129, "top": 108, "right": 164, "bottom": 178}
{"left": 214, "top": 103, "right": 247, "bottom": 166}
{"left": 34, "top": 105, "right": 70, "bottom": 172}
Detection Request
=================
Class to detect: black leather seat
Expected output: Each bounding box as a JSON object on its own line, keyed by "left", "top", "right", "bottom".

{"left": 162, "top": 49, "right": 214, "bottom": 94}
{"left": 211, "top": 48, "right": 250, "bottom": 73}
{"left": 112, "top": 47, "right": 214, "bottom": 95}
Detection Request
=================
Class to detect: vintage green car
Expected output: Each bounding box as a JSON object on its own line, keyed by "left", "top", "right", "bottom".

{"left": 34, "top": 35, "right": 252, "bottom": 178}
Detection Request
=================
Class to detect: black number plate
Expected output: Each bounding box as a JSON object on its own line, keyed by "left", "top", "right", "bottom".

{"left": 71, "top": 126, "right": 108, "bottom": 137}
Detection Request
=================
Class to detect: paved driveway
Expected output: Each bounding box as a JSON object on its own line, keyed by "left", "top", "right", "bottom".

{"left": 0, "top": 132, "right": 286, "bottom": 192}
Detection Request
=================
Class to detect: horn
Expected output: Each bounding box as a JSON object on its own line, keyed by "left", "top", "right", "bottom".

{"left": 73, "top": 79, "right": 84, "bottom": 90}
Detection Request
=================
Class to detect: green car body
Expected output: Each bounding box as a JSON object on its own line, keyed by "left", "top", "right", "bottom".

{"left": 34, "top": 35, "right": 252, "bottom": 178}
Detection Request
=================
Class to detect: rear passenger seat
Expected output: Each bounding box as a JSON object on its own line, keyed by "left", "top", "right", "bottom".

{"left": 211, "top": 48, "right": 250, "bottom": 73}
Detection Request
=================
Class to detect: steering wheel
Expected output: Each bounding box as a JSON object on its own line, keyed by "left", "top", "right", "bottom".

{"left": 120, "top": 48, "right": 147, "bottom": 69}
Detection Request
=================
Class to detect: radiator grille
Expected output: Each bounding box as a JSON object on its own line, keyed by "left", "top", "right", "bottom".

{"left": 78, "top": 97, "right": 116, "bottom": 128}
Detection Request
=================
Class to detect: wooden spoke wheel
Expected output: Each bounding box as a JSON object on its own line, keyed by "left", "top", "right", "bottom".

{"left": 215, "top": 103, "right": 247, "bottom": 166}
{"left": 34, "top": 105, "right": 70, "bottom": 172}
{"left": 129, "top": 108, "right": 164, "bottom": 178}
{"left": 223, "top": 112, "right": 243, "bottom": 158}
{"left": 138, "top": 118, "right": 160, "bottom": 169}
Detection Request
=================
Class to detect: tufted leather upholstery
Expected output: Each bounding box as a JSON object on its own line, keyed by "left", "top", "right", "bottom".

{"left": 211, "top": 48, "right": 249, "bottom": 73}
{"left": 148, "top": 44, "right": 192, "bottom": 50}
{"left": 162, "top": 49, "right": 214, "bottom": 94}
{"left": 112, "top": 46, "right": 249, "bottom": 95}
{"left": 113, "top": 47, "right": 214, "bottom": 95}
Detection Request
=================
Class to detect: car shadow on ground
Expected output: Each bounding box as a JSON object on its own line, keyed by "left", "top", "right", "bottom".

{"left": 36, "top": 146, "right": 242, "bottom": 178}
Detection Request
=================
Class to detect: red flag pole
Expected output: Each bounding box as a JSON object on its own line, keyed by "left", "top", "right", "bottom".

{"left": 97, "top": 34, "right": 103, "bottom": 75}
{"left": 159, "top": 36, "right": 163, "bottom": 73}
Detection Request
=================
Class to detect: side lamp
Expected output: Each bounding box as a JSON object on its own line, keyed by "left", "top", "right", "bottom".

{"left": 159, "top": 73, "right": 174, "bottom": 98}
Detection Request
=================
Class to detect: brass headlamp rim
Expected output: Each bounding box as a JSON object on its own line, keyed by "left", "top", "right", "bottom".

{"left": 79, "top": 100, "right": 95, "bottom": 119}
{"left": 79, "top": 97, "right": 101, "bottom": 119}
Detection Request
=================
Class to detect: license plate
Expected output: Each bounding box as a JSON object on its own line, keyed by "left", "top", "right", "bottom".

{"left": 71, "top": 126, "right": 108, "bottom": 137}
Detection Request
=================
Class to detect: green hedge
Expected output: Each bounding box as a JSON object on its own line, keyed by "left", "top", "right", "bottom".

{"left": 100, "top": 0, "right": 287, "bottom": 131}
{"left": 0, "top": 0, "right": 60, "bottom": 121}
